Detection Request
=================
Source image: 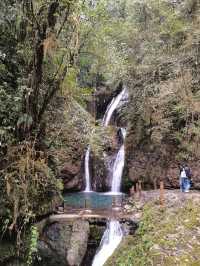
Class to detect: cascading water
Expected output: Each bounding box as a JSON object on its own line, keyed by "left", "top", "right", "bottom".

{"left": 92, "top": 220, "right": 123, "bottom": 266}
{"left": 102, "top": 87, "right": 127, "bottom": 126}
{"left": 83, "top": 87, "right": 127, "bottom": 192}
{"left": 111, "top": 128, "right": 126, "bottom": 194}
{"left": 92, "top": 89, "right": 127, "bottom": 266}
{"left": 84, "top": 146, "right": 92, "bottom": 192}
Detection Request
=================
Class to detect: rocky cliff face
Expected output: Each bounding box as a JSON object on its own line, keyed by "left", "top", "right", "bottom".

{"left": 60, "top": 161, "right": 83, "bottom": 192}
{"left": 126, "top": 148, "right": 200, "bottom": 190}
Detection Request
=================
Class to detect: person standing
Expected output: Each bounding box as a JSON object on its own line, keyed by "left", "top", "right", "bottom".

{"left": 179, "top": 164, "right": 191, "bottom": 192}
{"left": 184, "top": 165, "right": 192, "bottom": 192}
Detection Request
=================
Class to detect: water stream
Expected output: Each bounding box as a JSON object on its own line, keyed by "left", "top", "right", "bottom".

{"left": 83, "top": 87, "right": 127, "bottom": 192}
{"left": 111, "top": 128, "right": 126, "bottom": 194}
{"left": 102, "top": 87, "right": 127, "bottom": 126}
{"left": 92, "top": 89, "right": 127, "bottom": 266}
{"left": 84, "top": 146, "right": 92, "bottom": 192}
{"left": 92, "top": 220, "right": 123, "bottom": 266}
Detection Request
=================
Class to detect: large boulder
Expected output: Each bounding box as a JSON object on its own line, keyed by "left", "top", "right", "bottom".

{"left": 35, "top": 220, "right": 90, "bottom": 266}
{"left": 67, "top": 220, "right": 90, "bottom": 266}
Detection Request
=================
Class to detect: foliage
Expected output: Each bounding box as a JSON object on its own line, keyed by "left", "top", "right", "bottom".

{"left": 124, "top": 0, "right": 200, "bottom": 170}
{"left": 0, "top": 0, "right": 84, "bottom": 254}
{"left": 27, "top": 226, "right": 39, "bottom": 266}
{"left": 0, "top": 142, "right": 61, "bottom": 237}
{"left": 78, "top": 0, "right": 129, "bottom": 88}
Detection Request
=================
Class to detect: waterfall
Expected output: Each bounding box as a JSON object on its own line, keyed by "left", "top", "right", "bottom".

{"left": 92, "top": 220, "right": 123, "bottom": 266}
{"left": 92, "top": 130, "right": 126, "bottom": 265}
{"left": 111, "top": 128, "right": 126, "bottom": 193}
{"left": 92, "top": 88, "right": 128, "bottom": 266}
{"left": 84, "top": 146, "right": 92, "bottom": 192}
{"left": 83, "top": 87, "right": 127, "bottom": 192}
{"left": 102, "top": 88, "right": 127, "bottom": 126}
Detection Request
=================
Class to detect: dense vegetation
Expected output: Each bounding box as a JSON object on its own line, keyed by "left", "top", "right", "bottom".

{"left": 0, "top": 0, "right": 200, "bottom": 265}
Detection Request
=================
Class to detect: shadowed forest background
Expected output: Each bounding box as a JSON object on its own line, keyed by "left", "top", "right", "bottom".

{"left": 1, "top": 0, "right": 200, "bottom": 265}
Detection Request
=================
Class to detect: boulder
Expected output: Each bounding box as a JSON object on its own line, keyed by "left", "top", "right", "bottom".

{"left": 35, "top": 220, "right": 90, "bottom": 266}
{"left": 67, "top": 220, "right": 90, "bottom": 266}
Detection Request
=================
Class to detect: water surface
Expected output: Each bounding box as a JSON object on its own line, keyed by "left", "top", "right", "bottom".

{"left": 64, "top": 192, "right": 124, "bottom": 210}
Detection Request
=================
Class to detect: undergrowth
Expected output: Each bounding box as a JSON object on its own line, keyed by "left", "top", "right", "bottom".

{"left": 106, "top": 199, "right": 200, "bottom": 266}
{"left": 0, "top": 141, "right": 62, "bottom": 256}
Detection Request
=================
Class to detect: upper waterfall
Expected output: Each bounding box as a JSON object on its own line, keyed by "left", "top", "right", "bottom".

{"left": 83, "top": 87, "right": 127, "bottom": 193}
{"left": 102, "top": 87, "right": 127, "bottom": 126}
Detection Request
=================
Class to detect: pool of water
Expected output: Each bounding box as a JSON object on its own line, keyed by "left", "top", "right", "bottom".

{"left": 64, "top": 192, "right": 125, "bottom": 210}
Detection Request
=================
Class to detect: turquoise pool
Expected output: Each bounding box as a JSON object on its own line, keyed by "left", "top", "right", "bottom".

{"left": 64, "top": 192, "right": 125, "bottom": 210}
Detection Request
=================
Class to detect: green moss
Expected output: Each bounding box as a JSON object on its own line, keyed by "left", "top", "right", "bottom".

{"left": 90, "top": 225, "right": 103, "bottom": 242}
{"left": 106, "top": 199, "right": 200, "bottom": 266}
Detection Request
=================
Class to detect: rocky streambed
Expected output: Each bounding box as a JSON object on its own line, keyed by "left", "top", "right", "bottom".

{"left": 33, "top": 215, "right": 137, "bottom": 266}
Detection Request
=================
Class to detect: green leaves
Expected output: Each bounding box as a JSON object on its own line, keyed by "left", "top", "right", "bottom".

{"left": 79, "top": 0, "right": 129, "bottom": 87}
{"left": 27, "top": 226, "right": 39, "bottom": 266}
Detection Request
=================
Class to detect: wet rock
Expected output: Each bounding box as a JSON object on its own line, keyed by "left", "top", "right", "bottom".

{"left": 36, "top": 222, "right": 71, "bottom": 266}
{"left": 121, "top": 220, "right": 138, "bottom": 236}
{"left": 92, "top": 155, "right": 108, "bottom": 192}
{"left": 92, "top": 129, "right": 120, "bottom": 192}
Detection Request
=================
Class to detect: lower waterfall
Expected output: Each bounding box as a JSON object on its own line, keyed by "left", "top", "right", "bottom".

{"left": 92, "top": 220, "right": 123, "bottom": 266}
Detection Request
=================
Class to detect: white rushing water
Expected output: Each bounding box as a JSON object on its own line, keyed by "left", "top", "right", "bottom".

{"left": 102, "top": 88, "right": 127, "bottom": 126}
{"left": 92, "top": 220, "right": 123, "bottom": 266}
{"left": 91, "top": 89, "right": 128, "bottom": 266}
{"left": 92, "top": 128, "right": 126, "bottom": 266}
{"left": 84, "top": 146, "right": 92, "bottom": 192}
{"left": 111, "top": 128, "right": 126, "bottom": 193}
{"left": 83, "top": 87, "right": 127, "bottom": 193}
